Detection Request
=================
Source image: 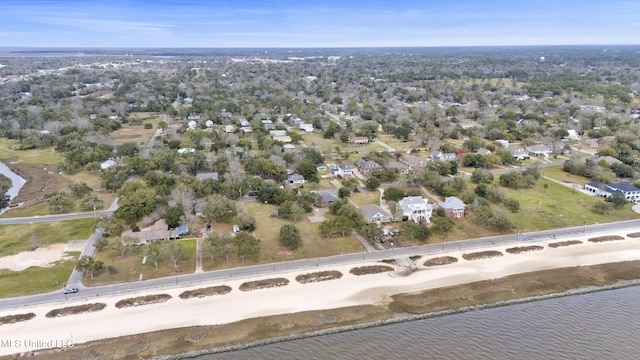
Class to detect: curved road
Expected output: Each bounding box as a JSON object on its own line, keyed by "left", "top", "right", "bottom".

{"left": 1, "top": 218, "right": 639, "bottom": 311}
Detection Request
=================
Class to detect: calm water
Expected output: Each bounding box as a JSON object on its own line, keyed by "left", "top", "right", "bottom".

{"left": 201, "top": 286, "right": 640, "bottom": 360}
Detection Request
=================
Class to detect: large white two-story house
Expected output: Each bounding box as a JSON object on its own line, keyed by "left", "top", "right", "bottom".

{"left": 395, "top": 196, "right": 432, "bottom": 224}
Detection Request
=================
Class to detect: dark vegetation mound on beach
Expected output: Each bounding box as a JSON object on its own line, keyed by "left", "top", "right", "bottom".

{"left": 627, "top": 232, "right": 640, "bottom": 238}
{"left": 296, "top": 271, "right": 343, "bottom": 284}
{"left": 506, "top": 245, "right": 544, "bottom": 254}
{"left": 179, "top": 286, "right": 232, "bottom": 299}
{"left": 115, "top": 294, "right": 172, "bottom": 308}
{"left": 45, "top": 303, "right": 106, "bottom": 318}
{"left": 239, "top": 278, "right": 289, "bottom": 291}
{"left": 349, "top": 265, "right": 395, "bottom": 276}
{"left": 0, "top": 312, "right": 36, "bottom": 325}
{"left": 548, "top": 240, "right": 583, "bottom": 248}
{"left": 588, "top": 235, "right": 625, "bottom": 243}
{"left": 423, "top": 256, "right": 458, "bottom": 267}
{"left": 462, "top": 251, "right": 503, "bottom": 261}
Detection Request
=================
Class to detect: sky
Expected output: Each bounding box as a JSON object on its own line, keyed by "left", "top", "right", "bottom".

{"left": 0, "top": 0, "right": 638, "bottom": 48}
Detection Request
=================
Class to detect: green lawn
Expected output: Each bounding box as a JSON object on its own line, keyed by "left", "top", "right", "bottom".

{"left": 377, "top": 134, "right": 415, "bottom": 152}
{"left": 350, "top": 189, "right": 381, "bottom": 207}
{"left": 0, "top": 254, "right": 80, "bottom": 298}
{"left": 0, "top": 139, "right": 63, "bottom": 164}
{"left": 87, "top": 239, "right": 196, "bottom": 286}
{"left": 0, "top": 218, "right": 94, "bottom": 257}
{"left": 504, "top": 178, "right": 637, "bottom": 232}
{"left": 541, "top": 165, "right": 591, "bottom": 185}
{"left": 222, "top": 201, "right": 363, "bottom": 265}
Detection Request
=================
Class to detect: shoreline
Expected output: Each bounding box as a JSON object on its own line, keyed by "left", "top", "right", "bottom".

{"left": 1, "top": 230, "right": 639, "bottom": 358}
{"left": 169, "top": 277, "right": 640, "bottom": 360}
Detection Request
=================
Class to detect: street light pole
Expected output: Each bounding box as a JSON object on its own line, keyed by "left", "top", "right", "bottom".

{"left": 362, "top": 246, "right": 365, "bottom": 260}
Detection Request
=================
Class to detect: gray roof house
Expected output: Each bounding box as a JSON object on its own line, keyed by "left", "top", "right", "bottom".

{"left": 359, "top": 204, "right": 394, "bottom": 223}
{"left": 440, "top": 196, "right": 466, "bottom": 218}
{"left": 353, "top": 159, "right": 382, "bottom": 177}
{"left": 195, "top": 172, "right": 219, "bottom": 181}
{"left": 314, "top": 190, "right": 340, "bottom": 207}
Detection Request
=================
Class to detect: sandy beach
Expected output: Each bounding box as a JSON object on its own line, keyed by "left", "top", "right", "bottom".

{"left": 1, "top": 230, "right": 639, "bottom": 356}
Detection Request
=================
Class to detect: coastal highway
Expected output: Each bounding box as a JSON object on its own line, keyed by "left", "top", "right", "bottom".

{"left": 0, "top": 197, "right": 119, "bottom": 225}
{"left": 1, "top": 218, "right": 639, "bottom": 311}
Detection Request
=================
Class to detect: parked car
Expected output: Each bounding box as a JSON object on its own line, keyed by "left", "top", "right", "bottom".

{"left": 63, "top": 287, "right": 79, "bottom": 294}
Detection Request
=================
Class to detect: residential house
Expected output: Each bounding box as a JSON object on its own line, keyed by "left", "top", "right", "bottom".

{"left": 476, "top": 148, "right": 492, "bottom": 156}
{"left": 195, "top": 172, "right": 219, "bottom": 181}
{"left": 299, "top": 123, "right": 314, "bottom": 133}
{"left": 396, "top": 196, "right": 432, "bottom": 224}
{"left": 261, "top": 119, "right": 274, "bottom": 129}
{"left": 359, "top": 204, "right": 394, "bottom": 223}
{"left": 269, "top": 130, "right": 287, "bottom": 137}
{"left": 526, "top": 144, "right": 552, "bottom": 157}
{"left": 566, "top": 129, "right": 580, "bottom": 140}
{"left": 177, "top": 147, "right": 196, "bottom": 154}
{"left": 314, "top": 190, "right": 340, "bottom": 207}
{"left": 440, "top": 196, "right": 466, "bottom": 219}
{"left": 401, "top": 156, "right": 431, "bottom": 170}
{"left": 337, "top": 163, "right": 354, "bottom": 178}
{"left": 507, "top": 146, "right": 530, "bottom": 160}
{"left": 316, "top": 163, "right": 328, "bottom": 172}
{"left": 496, "top": 140, "right": 509, "bottom": 148}
{"left": 353, "top": 159, "right": 382, "bottom": 177}
{"left": 283, "top": 144, "right": 296, "bottom": 153}
{"left": 597, "top": 155, "right": 622, "bottom": 166}
{"left": 205, "top": 120, "right": 214, "bottom": 128}
{"left": 551, "top": 141, "right": 570, "bottom": 155}
{"left": 583, "top": 139, "right": 600, "bottom": 148}
{"left": 121, "top": 219, "right": 182, "bottom": 245}
{"left": 187, "top": 120, "right": 197, "bottom": 130}
{"left": 285, "top": 173, "right": 305, "bottom": 186}
{"left": 272, "top": 135, "right": 292, "bottom": 143}
{"left": 224, "top": 125, "right": 235, "bottom": 133}
{"left": 187, "top": 114, "right": 200, "bottom": 121}
{"left": 351, "top": 137, "right": 369, "bottom": 145}
{"left": 239, "top": 119, "right": 250, "bottom": 127}
{"left": 584, "top": 182, "right": 640, "bottom": 201}
{"left": 384, "top": 161, "right": 410, "bottom": 175}
{"left": 430, "top": 150, "right": 456, "bottom": 161}
{"left": 100, "top": 159, "right": 116, "bottom": 170}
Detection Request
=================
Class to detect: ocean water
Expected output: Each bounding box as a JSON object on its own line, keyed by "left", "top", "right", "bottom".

{"left": 201, "top": 286, "right": 640, "bottom": 360}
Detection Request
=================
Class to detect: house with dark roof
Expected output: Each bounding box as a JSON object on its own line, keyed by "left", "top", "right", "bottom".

{"left": 401, "top": 156, "right": 430, "bottom": 170}
{"left": 285, "top": 173, "right": 305, "bottom": 186}
{"left": 359, "top": 204, "right": 394, "bottom": 223}
{"left": 526, "top": 144, "right": 552, "bottom": 157}
{"left": 385, "top": 161, "right": 409, "bottom": 175}
{"left": 584, "top": 181, "right": 640, "bottom": 201}
{"left": 353, "top": 159, "right": 382, "bottom": 177}
{"left": 314, "top": 190, "right": 340, "bottom": 207}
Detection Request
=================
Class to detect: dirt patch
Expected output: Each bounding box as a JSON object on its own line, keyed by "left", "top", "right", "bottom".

{"left": 295, "top": 271, "right": 343, "bottom": 284}
{"left": 588, "top": 235, "right": 625, "bottom": 243}
{"left": 462, "top": 250, "right": 503, "bottom": 261}
{"left": 239, "top": 278, "right": 290, "bottom": 291}
{"left": 179, "top": 286, "right": 232, "bottom": 299}
{"left": 0, "top": 312, "right": 35, "bottom": 325}
{"left": 115, "top": 294, "right": 172, "bottom": 308}
{"left": 627, "top": 232, "right": 640, "bottom": 238}
{"left": 0, "top": 244, "right": 69, "bottom": 271}
{"left": 423, "top": 256, "right": 458, "bottom": 267}
{"left": 45, "top": 303, "right": 106, "bottom": 318}
{"left": 349, "top": 265, "right": 395, "bottom": 276}
{"left": 548, "top": 240, "right": 583, "bottom": 248}
{"left": 505, "top": 246, "right": 544, "bottom": 254}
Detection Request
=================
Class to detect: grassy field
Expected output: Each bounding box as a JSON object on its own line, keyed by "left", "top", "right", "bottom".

{"left": 110, "top": 124, "right": 158, "bottom": 145}
{"left": 504, "top": 178, "right": 637, "bottom": 232}
{"left": 87, "top": 239, "right": 196, "bottom": 286}
{"left": 541, "top": 165, "right": 590, "bottom": 185}
{"left": 63, "top": 170, "right": 107, "bottom": 191}
{"left": 0, "top": 254, "right": 79, "bottom": 298}
{"left": 0, "top": 139, "right": 63, "bottom": 165}
{"left": 0, "top": 218, "right": 94, "bottom": 257}
{"left": 350, "top": 189, "right": 381, "bottom": 207}
{"left": 376, "top": 134, "right": 415, "bottom": 152}
{"left": 233, "top": 201, "right": 363, "bottom": 263}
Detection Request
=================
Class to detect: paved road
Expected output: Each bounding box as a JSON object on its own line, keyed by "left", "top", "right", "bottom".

{"left": 0, "top": 197, "right": 119, "bottom": 225}
{"left": 2, "top": 219, "right": 639, "bottom": 311}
